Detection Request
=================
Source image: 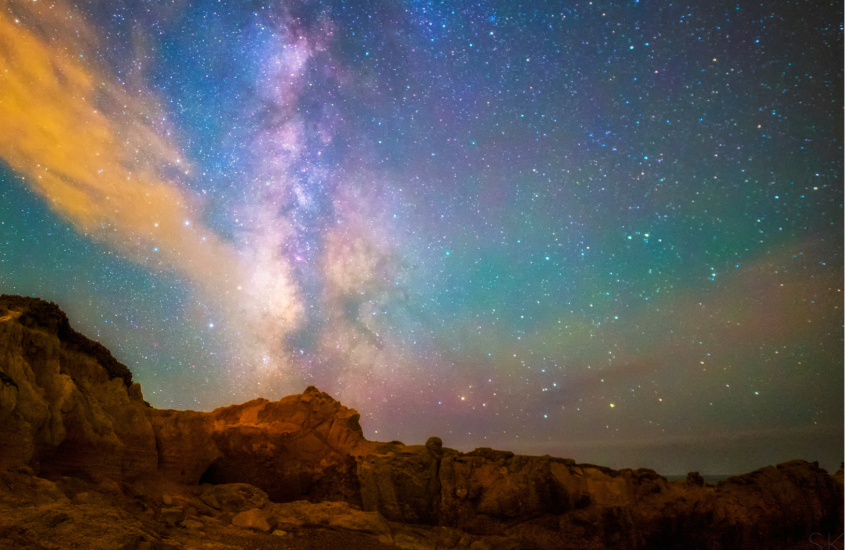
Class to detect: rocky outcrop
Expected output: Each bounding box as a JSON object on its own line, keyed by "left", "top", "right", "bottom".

{"left": 0, "top": 295, "right": 841, "bottom": 550}
{"left": 0, "top": 295, "right": 374, "bottom": 504}
{"left": 358, "top": 441, "right": 442, "bottom": 524}
{"left": 0, "top": 468, "right": 162, "bottom": 550}
{"left": 0, "top": 295, "right": 157, "bottom": 482}
{"left": 356, "top": 442, "right": 843, "bottom": 549}
{"left": 187, "top": 386, "right": 375, "bottom": 504}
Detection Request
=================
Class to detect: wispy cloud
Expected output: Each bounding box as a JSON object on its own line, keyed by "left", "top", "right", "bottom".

{"left": 0, "top": 1, "right": 302, "bottom": 382}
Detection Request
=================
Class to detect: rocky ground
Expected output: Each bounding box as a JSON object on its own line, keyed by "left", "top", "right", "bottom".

{"left": 0, "top": 295, "right": 841, "bottom": 550}
{"left": 0, "top": 469, "right": 458, "bottom": 550}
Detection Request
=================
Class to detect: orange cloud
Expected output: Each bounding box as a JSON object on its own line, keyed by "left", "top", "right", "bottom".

{"left": 0, "top": 2, "right": 302, "bottom": 380}
{"left": 0, "top": 5, "right": 227, "bottom": 283}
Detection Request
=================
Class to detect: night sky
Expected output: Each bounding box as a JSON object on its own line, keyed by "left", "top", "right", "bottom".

{"left": 1, "top": 0, "right": 842, "bottom": 475}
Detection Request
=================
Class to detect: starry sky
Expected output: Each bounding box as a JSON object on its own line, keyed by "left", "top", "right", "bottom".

{"left": 0, "top": 0, "right": 842, "bottom": 475}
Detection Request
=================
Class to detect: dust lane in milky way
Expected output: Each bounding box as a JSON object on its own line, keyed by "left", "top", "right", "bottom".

{"left": 0, "top": 0, "right": 841, "bottom": 475}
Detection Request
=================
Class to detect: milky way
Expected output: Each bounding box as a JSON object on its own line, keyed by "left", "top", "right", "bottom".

{"left": 1, "top": 0, "right": 841, "bottom": 474}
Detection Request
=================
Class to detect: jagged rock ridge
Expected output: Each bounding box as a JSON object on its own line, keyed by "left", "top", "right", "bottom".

{"left": 0, "top": 295, "right": 841, "bottom": 550}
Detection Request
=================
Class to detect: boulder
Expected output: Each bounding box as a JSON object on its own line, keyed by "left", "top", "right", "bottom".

{"left": 267, "top": 500, "right": 393, "bottom": 544}
{"left": 231, "top": 508, "right": 272, "bottom": 532}
{"left": 199, "top": 483, "right": 268, "bottom": 512}
{"left": 157, "top": 507, "right": 185, "bottom": 527}
{"left": 181, "top": 518, "right": 203, "bottom": 530}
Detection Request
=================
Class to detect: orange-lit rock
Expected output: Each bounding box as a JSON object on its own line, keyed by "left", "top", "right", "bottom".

{"left": 0, "top": 296, "right": 157, "bottom": 482}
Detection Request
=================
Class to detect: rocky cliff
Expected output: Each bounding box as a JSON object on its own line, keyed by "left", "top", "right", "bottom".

{"left": 0, "top": 295, "right": 841, "bottom": 550}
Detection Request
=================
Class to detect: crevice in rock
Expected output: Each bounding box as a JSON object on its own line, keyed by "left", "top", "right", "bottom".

{"left": 0, "top": 369, "right": 17, "bottom": 389}
{"left": 198, "top": 459, "right": 225, "bottom": 487}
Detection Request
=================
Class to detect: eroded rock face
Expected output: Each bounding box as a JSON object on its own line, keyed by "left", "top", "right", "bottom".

{"left": 150, "top": 408, "right": 219, "bottom": 485}
{"left": 358, "top": 442, "right": 441, "bottom": 524}
{"left": 0, "top": 296, "right": 375, "bottom": 505}
{"left": 150, "top": 386, "right": 376, "bottom": 504}
{"left": 196, "top": 387, "right": 375, "bottom": 504}
{"left": 0, "top": 296, "right": 157, "bottom": 482}
{"left": 369, "top": 452, "right": 844, "bottom": 550}
{"left": 0, "top": 295, "right": 841, "bottom": 550}
{"left": 356, "top": 443, "right": 843, "bottom": 549}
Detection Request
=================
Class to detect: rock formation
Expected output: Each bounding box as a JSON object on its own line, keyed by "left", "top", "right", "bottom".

{"left": 0, "top": 295, "right": 841, "bottom": 550}
{"left": 0, "top": 295, "right": 157, "bottom": 482}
